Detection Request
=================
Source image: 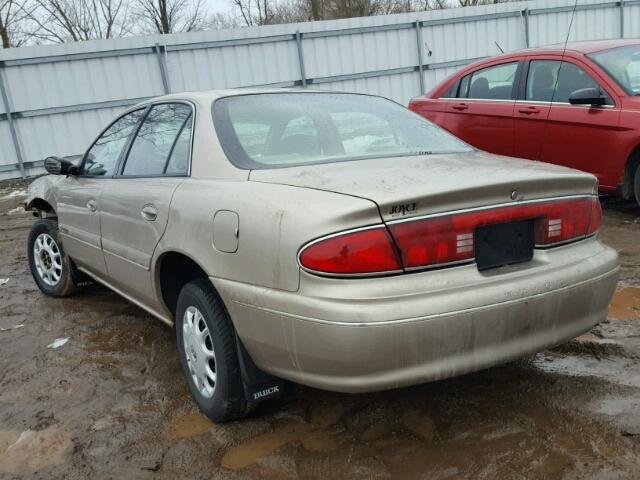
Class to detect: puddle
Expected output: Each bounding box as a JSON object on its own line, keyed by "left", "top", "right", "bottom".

{"left": 596, "top": 397, "right": 640, "bottom": 436}
{"left": 608, "top": 286, "right": 640, "bottom": 320}
{"left": 533, "top": 352, "right": 640, "bottom": 388}
{"left": 402, "top": 410, "right": 438, "bottom": 442}
{"left": 0, "top": 428, "right": 71, "bottom": 475}
{"left": 165, "top": 411, "right": 214, "bottom": 440}
{"left": 222, "top": 422, "right": 313, "bottom": 470}
{"left": 222, "top": 403, "right": 347, "bottom": 471}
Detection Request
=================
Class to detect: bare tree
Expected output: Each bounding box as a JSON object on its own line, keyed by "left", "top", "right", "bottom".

{"left": 232, "top": 0, "right": 272, "bottom": 26}
{"left": 27, "top": 0, "right": 131, "bottom": 43}
{"left": 134, "top": 0, "right": 210, "bottom": 34}
{"left": 0, "top": 0, "right": 33, "bottom": 47}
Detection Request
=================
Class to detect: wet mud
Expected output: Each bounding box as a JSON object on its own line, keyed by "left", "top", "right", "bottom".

{"left": 1, "top": 182, "right": 640, "bottom": 479}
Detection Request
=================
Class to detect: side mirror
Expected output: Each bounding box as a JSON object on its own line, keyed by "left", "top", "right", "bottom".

{"left": 44, "top": 156, "right": 78, "bottom": 175}
{"left": 568, "top": 87, "right": 607, "bottom": 106}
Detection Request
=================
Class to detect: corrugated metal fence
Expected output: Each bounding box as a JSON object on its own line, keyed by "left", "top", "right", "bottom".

{"left": 0, "top": 0, "right": 638, "bottom": 180}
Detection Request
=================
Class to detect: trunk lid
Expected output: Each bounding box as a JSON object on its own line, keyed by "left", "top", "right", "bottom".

{"left": 249, "top": 151, "right": 598, "bottom": 222}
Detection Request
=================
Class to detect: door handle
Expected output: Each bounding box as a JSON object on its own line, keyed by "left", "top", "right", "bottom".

{"left": 518, "top": 107, "right": 540, "bottom": 114}
{"left": 86, "top": 200, "right": 97, "bottom": 212}
{"left": 452, "top": 103, "right": 469, "bottom": 111}
{"left": 141, "top": 205, "right": 158, "bottom": 221}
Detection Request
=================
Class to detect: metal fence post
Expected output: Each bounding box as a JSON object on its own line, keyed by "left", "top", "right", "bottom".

{"left": 522, "top": 8, "right": 530, "bottom": 47}
{"left": 154, "top": 43, "right": 171, "bottom": 94}
{"left": 619, "top": 0, "right": 625, "bottom": 38}
{"left": 415, "top": 20, "right": 425, "bottom": 95}
{"left": 295, "top": 31, "right": 307, "bottom": 88}
{"left": 0, "top": 61, "right": 26, "bottom": 178}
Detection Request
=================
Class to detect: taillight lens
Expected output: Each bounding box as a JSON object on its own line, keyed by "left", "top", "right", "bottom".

{"left": 534, "top": 196, "right": 601, "bottom": 245}
{"left": 389, "top": 196, "right": 601, "bottom": 270}
{"left": 299, "top": 226, "right": 402, "bottom": 275}
{"left": 299, "top": 196, "right": 600, "bottom": 276}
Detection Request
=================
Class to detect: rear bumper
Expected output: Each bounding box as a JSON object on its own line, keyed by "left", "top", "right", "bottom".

{"left": 214, "top": 238, "right": 619, "bottom": 393}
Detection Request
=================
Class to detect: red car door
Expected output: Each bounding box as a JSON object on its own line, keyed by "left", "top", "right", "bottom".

{"left": 442, "top": 61, "right": 521, "bottom": 157}
{"left": 515, "top": 56, "right": 621, "bottom": 185}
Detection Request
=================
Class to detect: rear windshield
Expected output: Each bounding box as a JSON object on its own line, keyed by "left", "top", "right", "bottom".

{"left": 588, "top": 45, "right": 640, "bottom": 95}
{"left": 213, "top": 93, "right": 472, "bottom": 169}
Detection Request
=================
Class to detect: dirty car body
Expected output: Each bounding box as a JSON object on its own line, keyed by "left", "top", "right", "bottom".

{"left": 26, "top": 89, "right": 619, "bottom": 421}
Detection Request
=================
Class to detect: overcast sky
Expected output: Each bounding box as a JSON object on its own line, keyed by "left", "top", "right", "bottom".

{"left": 207, "top": 0, "right": 235, "bottom": 15}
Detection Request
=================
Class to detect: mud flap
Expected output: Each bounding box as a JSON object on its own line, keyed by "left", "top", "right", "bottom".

{"left": 235, "top": 336, "right": 287, "bottom": 406}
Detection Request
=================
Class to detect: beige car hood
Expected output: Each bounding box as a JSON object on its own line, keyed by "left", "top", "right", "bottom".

{"left": 249, "top": 151, "right": 598, "bottom": 221}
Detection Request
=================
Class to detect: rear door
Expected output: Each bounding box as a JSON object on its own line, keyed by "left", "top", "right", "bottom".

{"left": 99, "top": 102, "right": 194, "bottom": 305}
{"left": 444, "top": 61, "right": 521, "bottom": 157}
{"left": 514, "top": 57, "right": 621, "bottom": 181}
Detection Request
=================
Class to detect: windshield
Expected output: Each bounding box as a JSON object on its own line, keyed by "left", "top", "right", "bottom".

{"left": 588, "top": 45, "right": 640, "bottom": 95}
{"left": 213, "top": 93, "right": 472, "bottom": 169}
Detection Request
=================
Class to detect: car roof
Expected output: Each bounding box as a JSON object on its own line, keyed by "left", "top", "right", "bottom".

{"left": 448, "top": 39, "right": 640, "bottom": 75}
{"left": 136, "top": 87, "right": 347, "bottom": 107}
{"left": 531, "top": 38, "right": 640, "bottom": 54}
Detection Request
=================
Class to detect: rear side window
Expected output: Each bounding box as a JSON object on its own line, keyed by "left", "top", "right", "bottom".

{"left": 165, "top": 113, "right": 193, "bottom": 175}
{"left": 460, "top": 62, "right": 518, "bottom": 100}
{"left": 122, "top": 103, "right": 193, "bottom": 176}
{"left": 526, "top": 60, "right": 610, "bottom": 104}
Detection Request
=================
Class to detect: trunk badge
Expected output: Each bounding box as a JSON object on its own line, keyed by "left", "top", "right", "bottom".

{"left": 510, "top": 190, "right": 518, "bottom": 200}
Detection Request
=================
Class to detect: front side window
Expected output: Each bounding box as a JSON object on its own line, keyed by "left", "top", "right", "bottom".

{"left": 213, "top": 93, "right": 472, "bottom": 169}
{"left": 459, "top": 62, "right": 518, "bottom": 100}
{"left": 122, "top": 103, "right": 192, "bottom": 176}
{"left": 83, "top": 109, "right": 145, "bottom": 177}
{"left": 589, "top": 45, "right": 640, "bottom": 95}
{"left": 525, "top": 60, "right": 609, "bottom": 104}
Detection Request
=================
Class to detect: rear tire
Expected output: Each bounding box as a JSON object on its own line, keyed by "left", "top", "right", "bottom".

{"left": 175, "top": 279, "right": 248, "bottom": 422}
{"left": 27, "top": 219, "right": 78, "bottom": 297}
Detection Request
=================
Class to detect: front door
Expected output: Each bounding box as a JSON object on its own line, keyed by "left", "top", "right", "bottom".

{"left": 56, "top": 108, "right": 147, "bottom": 276}
{"left": 56, "top": 176, "right": 106, "bottom": 275}
{"left": 99, "top": 102, "right": 193, "bottom": 305}
{"left": 514, "top": 58, "right": 621, "bottom": 183}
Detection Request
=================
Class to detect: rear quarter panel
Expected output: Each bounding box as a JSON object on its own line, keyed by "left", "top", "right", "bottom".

{"left": 154, "top": 179, "right": 382, "bottom": 294}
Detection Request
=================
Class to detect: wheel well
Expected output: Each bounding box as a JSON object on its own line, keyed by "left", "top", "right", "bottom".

{"left": 158, "top": 252, "right": 209, "bottom": 317}
{"left": 622, "top": 146, "right": 640, "bottom": 201}
{"left": 28, "top": 198, "right": 56, "bottom": 216}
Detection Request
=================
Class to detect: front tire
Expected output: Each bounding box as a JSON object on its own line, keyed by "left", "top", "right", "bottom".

{"left": 176, "top": 279, "right": 248, "bottom": 422}
{"left": 27, "top": 219, "right": 78, "bottom": 297}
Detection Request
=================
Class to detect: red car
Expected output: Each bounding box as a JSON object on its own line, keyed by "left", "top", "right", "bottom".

{"left": 409, "top": 39, "right": 640, "bottom": 205}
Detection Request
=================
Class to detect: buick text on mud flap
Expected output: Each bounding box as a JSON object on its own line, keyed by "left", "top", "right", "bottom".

{"left": 253, "top": 385, "right": 280, "bottom": 400}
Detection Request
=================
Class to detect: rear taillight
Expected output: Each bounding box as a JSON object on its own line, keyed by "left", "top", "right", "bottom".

{"left": 298, "top": 226, "right": 402, "bottom": 275}
{"left": 389, "top": 196, "right": 601, "bottom": 270}
{"left": 299, "top": 196, "right": 600, "bottom": 276}
{"left": 534, "top": 196, "right": 601, "bottom": 245}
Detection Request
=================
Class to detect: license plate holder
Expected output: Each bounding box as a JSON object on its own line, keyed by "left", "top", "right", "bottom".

{"left": 475, "top": 220, "right": 534, "bottom": 271}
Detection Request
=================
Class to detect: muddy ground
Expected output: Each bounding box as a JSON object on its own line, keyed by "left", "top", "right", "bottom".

{"left": 0, "top": 179, "right": 639, "bottom": 480}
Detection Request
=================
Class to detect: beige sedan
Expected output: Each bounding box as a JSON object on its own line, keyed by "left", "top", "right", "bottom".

{"left": 26, "top": 89, "right": 619, "bottom": 421}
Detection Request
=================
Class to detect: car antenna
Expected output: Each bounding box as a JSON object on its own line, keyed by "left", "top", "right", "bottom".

{"left": 534, "top": 0, "right": 579, "bottom": 161}
{"left": 494, "top": 41, "right": 504, "bottom": 54}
